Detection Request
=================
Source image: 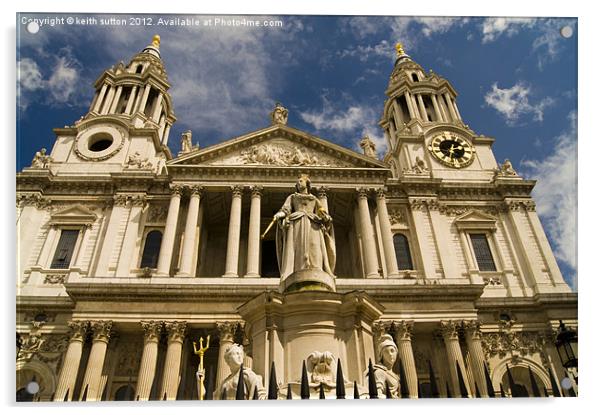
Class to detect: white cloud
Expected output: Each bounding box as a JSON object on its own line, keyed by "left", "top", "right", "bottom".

{"left": 17, "top": 53, "right": 80, "bottom": 110}
{"left": 18, "top": 58, "right": 43, "bottom": 91}
{"left": 337, "top": 40, "right": 392, "bottom": 62}
{"left": 17, "top": 58, "right": 44, "bottom": 110}
{"left": 481, "top": 17, "right": 535, "bottom": 43}
{"left": 414, "top": 17, "right": 469, "bottom": 37}
{"left": 47, "top": 56, "right": 79, "bottom": 103}
{"left": 299, "top": 94, "right": 388, "bottom": 156}
{"left": 532, "top": 19, "right": 575, "bottom": 70}
{"left": 484, "top": 82, "right": 554, "bottom": 125}
{"left": 521, "top": 112, "right": 577, "bottom": 288}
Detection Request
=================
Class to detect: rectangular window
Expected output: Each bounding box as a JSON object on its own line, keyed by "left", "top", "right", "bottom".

{"left": 469, "top": 233, "right": 496, "bottom": 271}
{"left": 50, "top": 229, "right": 79, "bottom": 269}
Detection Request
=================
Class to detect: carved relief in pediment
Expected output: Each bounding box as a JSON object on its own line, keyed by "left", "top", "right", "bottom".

{"left": 207, "top": 138, "right": 352, "bottom": 167}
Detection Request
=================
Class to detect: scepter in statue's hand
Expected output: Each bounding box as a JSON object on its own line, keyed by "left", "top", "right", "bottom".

{"left": 262, "top": 211, "right": 286, "bottom": 240}
{"left": 193, "top": 335, "right": 211, "bottom": 400}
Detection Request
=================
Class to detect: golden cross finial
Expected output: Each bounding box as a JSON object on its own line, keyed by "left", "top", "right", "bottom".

{"left": 395, "top": 42, "right": 405, "bottom": 57}
{"left": 152, "top": 34, "right": 161, "bottom": 48}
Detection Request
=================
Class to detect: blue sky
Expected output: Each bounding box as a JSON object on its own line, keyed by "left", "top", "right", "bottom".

{"left": 16, "top": 14, "right": 577, "bottom": 289}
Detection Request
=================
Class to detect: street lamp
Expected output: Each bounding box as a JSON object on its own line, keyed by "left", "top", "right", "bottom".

{"left": 555, "top": 320, "right": 578, "bottom": 369}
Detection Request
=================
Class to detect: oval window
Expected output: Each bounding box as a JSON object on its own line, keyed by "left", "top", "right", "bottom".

{"left": 88, "top": 133, "right": 113, "bottom": 152}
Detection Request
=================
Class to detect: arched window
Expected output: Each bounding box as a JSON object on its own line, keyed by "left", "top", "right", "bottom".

{"left": 394, "top": 234, "right": 414, "bottom": 270}
{"left": 411, "top": 73, "right": 419, "bottom": 82}
{"left": 140, "top": 230, "right": 162, "bottom": 268}
{"left": 114, "top": 384, "right": 135, "bottom": 401}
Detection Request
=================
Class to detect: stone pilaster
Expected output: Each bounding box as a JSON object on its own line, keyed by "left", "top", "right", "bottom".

{"left": 156, "top": 185, "right": 183, "bottom": 276}
{"left": 178, "top": 186, "right": 203, "bottom": 277}
{"left": 159, "top": 321, "right": 187, "bottom": 400}
{"left": 53, "top": 321, "right": 88, "bottom": 401}
{"left": 79, "top": 321, "right": 113, "bottom": 401}
{"left": 356, "top": 188, "right": 380, "bottom": 278}
{"left": 393, "top": 321, "right": 418, "bottom": 398}
{"left": 245, "top": 186, "right": 262, "bottom": 278}
{"left": 116, "top": 195, "right": 146, "bottom": 277}
{"left": 463, "top": 320, "right": 488, "bottom": 398}
{"left": 96, "top": 195, "right": 128, "bottom": 276}
{"left": 375, "top": 189, "right": 399, "bottom": 278}
{"left": 440, "top": 320, "right": 471, "bottom": 397}
{"left": 215, "top": 321, "right": 240, "bottom": 391}
{"left": 224, "top": 186, "right": 243, "bottom": 277}
{"left": 135, "top": 321, "right": 163, "bottom": 401}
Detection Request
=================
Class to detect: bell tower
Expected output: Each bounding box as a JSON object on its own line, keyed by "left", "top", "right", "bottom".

{"left": 46, "top": 35, "right": 177, "bottom": 175}
{"left": 381, "top": 43, "right": 498, "bottom": 180}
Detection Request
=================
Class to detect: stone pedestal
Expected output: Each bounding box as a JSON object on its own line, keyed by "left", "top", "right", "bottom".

{"left": 238, "top": 290, "right": 383, "bottom": 397}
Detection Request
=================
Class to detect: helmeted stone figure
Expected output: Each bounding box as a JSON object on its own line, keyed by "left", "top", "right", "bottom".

{"left": 216, "top": 343, "right": 266, "bottom": 399}
{"left": 368, "top": 334, "right": 400, "bottom": 398}
{"left": 274, "top": 174, "right": 336, "bottom": 292}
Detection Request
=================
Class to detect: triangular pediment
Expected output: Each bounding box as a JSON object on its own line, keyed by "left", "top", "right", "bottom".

{"left": 168, "top": 125, "right": 387, "bottom": 169}
{"left": 49, "top": 205, "right": 98, "bottom": 226}
{"left": 454, "top": 209, "right": 498, "bottom": 230}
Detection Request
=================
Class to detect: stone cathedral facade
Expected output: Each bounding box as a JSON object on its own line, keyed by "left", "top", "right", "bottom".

{"left": 16, "top": 36, "right": 577, "bottom": 401}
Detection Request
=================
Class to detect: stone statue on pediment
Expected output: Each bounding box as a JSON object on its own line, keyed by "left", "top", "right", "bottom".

{"left": 359, "top": 135, "right": 377, "bottom": 158}
{"left": 500, "top": 159, "right": 517, "bottom": 176}
{"left": 270, "top": 102, "right": 288, "bottom": 125}
{"left": 31, "top": 148, "right": 52, "bottom": 169}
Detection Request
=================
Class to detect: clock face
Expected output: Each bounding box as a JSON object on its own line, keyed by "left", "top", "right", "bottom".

{"left": 428, "top": 132, "right": 475, "bottom": 168}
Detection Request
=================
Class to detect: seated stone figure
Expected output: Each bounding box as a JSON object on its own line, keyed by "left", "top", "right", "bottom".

{"left": 368, "top": 334, "right": 400, "bottom": 398}
{"left": 216, "top": 343, "right": 266, "bottom": 399}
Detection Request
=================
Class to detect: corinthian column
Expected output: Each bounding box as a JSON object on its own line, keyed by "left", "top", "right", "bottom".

{"left": 156, "top": 185, "right": 183, "bottom": 276}
{"left": 215, "top": 322, "right": 239, "bottom": 391}
{"left": 79, "top": 321, "right": 113, "bottom": 401}
{"left": 245, "top": 186, "right": 262, "bottom": 278}
{"left": 135, "top": 321, "right": 163, "bottom": 401}
{"left": 375, "top": 189, "right": 399, "bottom": 278}
{"left": 224, "top": 186, "right": 243, "bottom": 278}
{"left": 440, "top": 320, "right": 471, "bottom": 397}
{"left": 394, "top": 321, "right": 418, "bottom": 398}
{"left": 464, "top": 321, "right": 488, "bottom": 398}
{"left": 178, "top": 186, "right": 203, "bottom": 277}
{"left": 159, "top": 321, "right": 187, "bottom": 400}
{"left": 54, "top": 321, "right": 88, "bottom": 401}
{"left": 356, "top": 188, "right": 380, "bottom": 278}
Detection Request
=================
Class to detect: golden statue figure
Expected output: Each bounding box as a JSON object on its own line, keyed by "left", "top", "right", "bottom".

{"left": 193, "top": 335, "right": 210, "bottom": 400}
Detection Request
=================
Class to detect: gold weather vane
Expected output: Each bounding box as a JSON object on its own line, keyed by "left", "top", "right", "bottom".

{"left": 152, "top": 34, "right": 161, "bottom": 48}
{"left": 395, "top": 42, "right": 405, "bottom": 57}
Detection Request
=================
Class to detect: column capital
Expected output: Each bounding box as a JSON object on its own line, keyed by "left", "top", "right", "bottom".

{"left": 216, "top": 321, "right": 241, "bottom": 343}
{"left": 164, "top": 321, "right": 187, "bottom": 343}
{"left": 230, "top": 185, "right": 244, "bottom": 197}
{"left": 141, "top": 321, "right": 163, "bottom": 343}
{"left": 90, "top": 320, "right": 113, "bottom": 344}
{"left": 188, "top": 185, "right": 204, "bottom": 197}
{"left": 317, "top": 186, "right": 329, "bottom": 199}
{"left": 375, "top": 187, "right": 387, "bottom": 200}
{"left": 67, "top": 321, "right": 89, "bottom": 342}
{"left": 169, "top": 184, "right": 184, "bottom": 196}
{"left": 356, "top": 187, "right": 370, "bottom": 199}
{"left": 130, "top": 194, "right": 147, "bottom": 207}
{"left": 250, "top": 185, "right": 263, "bottom": 197}
{"left": 462, "top": 320, "right": 482, "bottom": 339}
{"left": 439, "top": 320, "right": 461, "bottom": 340}
{"left": 393, "top": 320, "right": 414, "bottom": 342}
{"left": 372, "top": 320, "right": 391, "bottom": 339}
{"left": 113, "top": 194, "right": 130, "bottom": 207}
